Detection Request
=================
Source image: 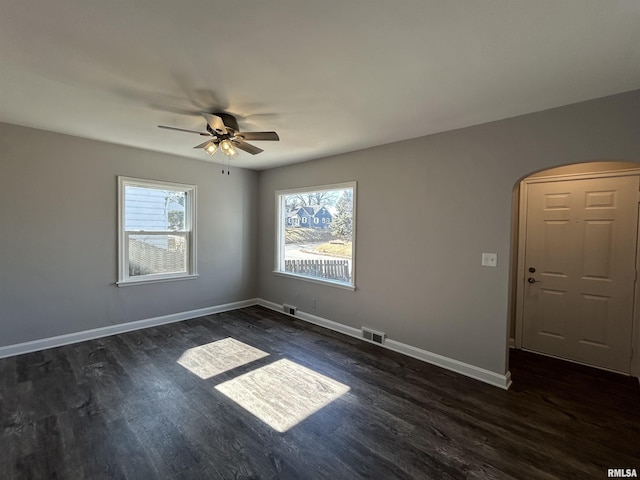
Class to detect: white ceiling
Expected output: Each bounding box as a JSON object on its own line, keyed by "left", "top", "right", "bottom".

{"left": 1, "top": 1, "right": 639, "bottom": 170}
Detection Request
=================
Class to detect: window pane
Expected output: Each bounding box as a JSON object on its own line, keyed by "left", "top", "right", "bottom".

{"left": 125, "top": 186, "right": 186, "bottom": 231}
{"left": 281, "top": 186, "right": 354, "bottom": 285}
{"left": 128, "top": 234, "right": 187, "bottom": 277}
{"left": 119, "top": 177, "right": 196, "bottom": 285}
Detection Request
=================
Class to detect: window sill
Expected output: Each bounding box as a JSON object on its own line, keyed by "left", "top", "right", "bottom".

{"left": 273, "top": 271, "right": 356, "bottom": 291}
{"left": 116, "top": 274, "right": 199, "bottom": 287}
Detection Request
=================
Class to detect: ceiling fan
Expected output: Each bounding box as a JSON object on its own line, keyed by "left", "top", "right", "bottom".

{"left": 158, "top": 112, "right": 279, "bottom": 158}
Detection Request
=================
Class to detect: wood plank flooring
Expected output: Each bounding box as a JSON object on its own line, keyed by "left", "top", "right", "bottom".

{"left": 1, "top": 306, "right": 639, "bottom": 479}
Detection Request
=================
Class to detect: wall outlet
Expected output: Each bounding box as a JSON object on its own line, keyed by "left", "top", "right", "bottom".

{"left": 482, "top": 253, "right": 498, "bottom": 267}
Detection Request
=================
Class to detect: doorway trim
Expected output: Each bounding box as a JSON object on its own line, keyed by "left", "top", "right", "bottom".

{"left": 514, "top": 168, "right": 640, "bottom": 378}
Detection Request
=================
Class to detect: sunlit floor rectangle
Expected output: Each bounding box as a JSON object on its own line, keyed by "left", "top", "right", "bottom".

{"left": 177, "top": 337, "right": 268, "bottom": 379}
{"left": 215, "top": 359, "right": 350, "bottom": 432}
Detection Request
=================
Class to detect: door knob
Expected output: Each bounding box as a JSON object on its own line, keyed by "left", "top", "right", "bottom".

{"left": 528, "top": 277, "right": 538, "bottom": 284}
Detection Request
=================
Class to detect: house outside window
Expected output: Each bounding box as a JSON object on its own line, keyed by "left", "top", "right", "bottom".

{"left": 275, "top": 182, "right": 356, "bottom": 289}
{"left": 118, "top": 177, "right": 197, "bottom": 285}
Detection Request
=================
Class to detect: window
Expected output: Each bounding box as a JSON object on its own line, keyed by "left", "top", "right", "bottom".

{"left": 275, "top": 182, "right": 356, "bottom": 289}
{"left": 118, "top": 177, "right": 197, "bottom": 285}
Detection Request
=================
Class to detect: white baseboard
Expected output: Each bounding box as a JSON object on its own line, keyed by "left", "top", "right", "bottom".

{"left": 0, "top": 298, "right": 258, "bottom": 360}
{"left": 384, "top": 339, "right": 512, "bottom": 390}
{"left": 509, "top": 337, "right": 516, "bottom": 348}
{"left": 257, "top": 299, "right": 363, "bottom": 338}
{"left": 256, "top": 299, "right": 512, "bottom": 390}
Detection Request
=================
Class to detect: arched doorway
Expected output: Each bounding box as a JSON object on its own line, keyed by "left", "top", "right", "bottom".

{"left": 509, "top": 160, "right": 640, "bottom": 377}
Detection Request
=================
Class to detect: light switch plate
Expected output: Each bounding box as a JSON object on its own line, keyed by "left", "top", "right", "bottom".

{"left": 482, "top": 253, "right": 498, "bottom": 267}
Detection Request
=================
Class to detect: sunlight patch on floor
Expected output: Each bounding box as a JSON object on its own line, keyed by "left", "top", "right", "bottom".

{"left": 177, "top": 338, "right": 268, "bottom": 379}
{"left": 215, "top": 359, "right": 350, "bottom": 432}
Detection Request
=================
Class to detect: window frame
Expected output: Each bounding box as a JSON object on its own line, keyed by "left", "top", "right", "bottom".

{"left": 117, "top": 176, "right": 198, "bottom": 286}
{"left": 274, "top": 181, "right": 356, "bottom": 290}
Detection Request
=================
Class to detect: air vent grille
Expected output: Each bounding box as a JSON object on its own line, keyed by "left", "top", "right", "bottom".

{"left": 283, "top": 304, "right": 297, "bottom": 316}
{"left": 362, "top": 327, "right": 385, "bottom": 344}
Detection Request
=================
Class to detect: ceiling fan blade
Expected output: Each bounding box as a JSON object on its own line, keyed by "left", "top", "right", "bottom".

{"left": 235, "top": 131, "right": 280, "bottom": 141}
{"left": 158, "top": 125, "right": 210, "bottom": 136}
{"left": 201, "top": 113, "right": 228, "bottom": 135}
{"left": 193, "top": 139, "right": 217, "bottom": 149}
{"left": 233, "top": 139, "right": 263, "bottom": 155}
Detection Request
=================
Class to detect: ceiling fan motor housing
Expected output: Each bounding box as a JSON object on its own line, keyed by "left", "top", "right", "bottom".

{"left": 205, "top": 113, "right": 239, "bottom": 136}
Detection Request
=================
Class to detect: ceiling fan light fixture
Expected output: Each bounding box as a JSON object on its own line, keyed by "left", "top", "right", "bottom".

{"left": 205, "top": 142, "right": 218, "bottom": 155}
{"left": 219, "top": 139, "right": 238, "bottom": 157}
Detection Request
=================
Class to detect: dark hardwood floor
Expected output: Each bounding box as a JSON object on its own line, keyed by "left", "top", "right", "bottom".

{"left": 1, "top": 306, "right": 639, "bottom": 479}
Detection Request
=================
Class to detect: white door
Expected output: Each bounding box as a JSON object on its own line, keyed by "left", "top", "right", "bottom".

{"left": 522, "top": 175, "right": 639, "bottom": 373}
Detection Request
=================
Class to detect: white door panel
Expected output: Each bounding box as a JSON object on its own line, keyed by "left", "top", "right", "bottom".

{"left": 522, "top": 175, "right": 639, "bottom": 373}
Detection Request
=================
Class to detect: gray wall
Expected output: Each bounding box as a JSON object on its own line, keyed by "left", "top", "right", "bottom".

{"left": 2, "top": 90, "right": 639, "bottom": 375}
{"left": 257, "top": 90, "right": 640, "bottom": 376}
{"left": 0, "top": 123, "right": 258, "bottom": 347}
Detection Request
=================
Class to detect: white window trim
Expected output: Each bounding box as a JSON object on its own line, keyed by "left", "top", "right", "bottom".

{"left": 117, "top": 176, "right": 198, "bottom": 286}
{"left": 273, "top": 271, "right": 356, "bottom": 291}
{"left": 274, "top": 181, "right": 356, "bottom": 290}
